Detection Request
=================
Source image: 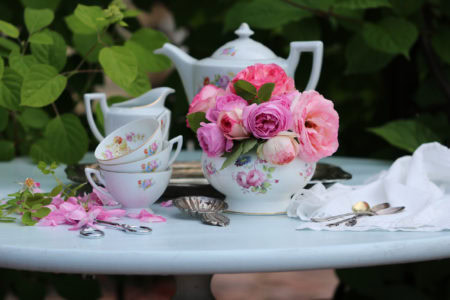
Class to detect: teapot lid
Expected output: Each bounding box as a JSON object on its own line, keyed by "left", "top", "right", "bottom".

{"left": 211, "top": 23, "right": 277, "bottom": 60}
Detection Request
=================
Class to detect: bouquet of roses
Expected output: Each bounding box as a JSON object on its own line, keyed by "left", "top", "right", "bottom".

{"left": 186, "top": 63, "right": 339, "bottom": 169}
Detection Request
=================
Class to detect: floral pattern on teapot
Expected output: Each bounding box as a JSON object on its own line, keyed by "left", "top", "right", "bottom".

{"left": 221, "top": 46, "right": 236, "bottom": 56}
{"left": 198, "top": 72, "right": 236, "bottom": 93}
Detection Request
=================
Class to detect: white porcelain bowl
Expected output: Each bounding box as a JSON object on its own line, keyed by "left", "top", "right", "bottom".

{"left": 85, "top": 167, "right": 172, "bottom": 208}
{"left": 100, "top": 136, "right": 183, "bottom": 173}
{"left": 95, "top": 118, "right": 163, "bottom": 165}
{"left": 202, "top": 152, "right": 315, "bottom": 214}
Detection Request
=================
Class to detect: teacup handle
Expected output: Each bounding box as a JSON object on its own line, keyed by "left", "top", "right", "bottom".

{"left": 167, "top": 135, "right": 183, "bottom": 165}
{"left": 84, "top": 93, "right": 106, "bottom": 142}
{"left": 157, "top": 110, "right": 171, "bottom": 140}
{"left": 85, "top": 168, "right": 113, "bottom": 200}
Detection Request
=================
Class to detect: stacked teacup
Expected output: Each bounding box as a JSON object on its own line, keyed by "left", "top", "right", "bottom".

{"left": 85, "top": 118, "right": 182, "bottom": 209}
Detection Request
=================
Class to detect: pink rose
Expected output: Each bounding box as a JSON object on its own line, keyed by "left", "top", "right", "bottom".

{"left": 228, "top": 63, "right": 295, "bottom": 97}
{"left": 243, "top": 101, "right": 293, "bottom": 139}
{"left": 247, "top": 169, "right": 265, "bottom": 187}
{"left": 291, "top": 91, "right": 339, "bottom": 162}
{"left": 257, "top": 132, "right": 299, "bottom": 165}
{"left": 206, "top": 93, "right": 247, "bottom": 122}
{"left": 270, "top": 90, "right": 300, "bottom": 108}
{"left": 197, "top": 122, "right": 227, "bottom": 157}
{"left": 217, "top": 110, "right": 249, "bottom": 140}
{"left": 187, "top": 85, "right": 226, "bottom": 127}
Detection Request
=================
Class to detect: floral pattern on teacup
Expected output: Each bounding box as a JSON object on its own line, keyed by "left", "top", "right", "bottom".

{"left": 126, "top": 132, "right": 145, "bottom": 142}
{"left": 138, "top": 179, "right": 154, "bottom": 190}
{"left": 101, "top": 136, "right": 131, "bottom": 159}
{"left": 231, "top": 156, "right": 278, "bottom": 194}
{"left": 144, "top": 142, "right": 158, "bottom": 157}
{"left": 141, "top": 160, "right": 159, "bottom": 173}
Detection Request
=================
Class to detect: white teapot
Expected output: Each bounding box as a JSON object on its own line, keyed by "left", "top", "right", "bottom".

{"left": 84, "top": 87, "right": 173, "bottom": 142}
{"left": 154, "top": 23, "right": 323, "bottom": 103}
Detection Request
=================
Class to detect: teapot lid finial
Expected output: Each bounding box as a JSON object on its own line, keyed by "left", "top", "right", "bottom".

{"left": 235, "top": 23, "right": 254, "bottom": 39}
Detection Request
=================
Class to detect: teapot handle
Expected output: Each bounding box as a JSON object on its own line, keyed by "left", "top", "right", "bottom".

{"left": 287, "top": 41, "right": 323, "bottom": 91}
{"left": 84, "top": 93, "right": 106, "bottom": 142}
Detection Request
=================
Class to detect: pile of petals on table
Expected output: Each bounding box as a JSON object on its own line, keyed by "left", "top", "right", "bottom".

{"left": 37, "top": 186, "right": 167, "bottom": 230}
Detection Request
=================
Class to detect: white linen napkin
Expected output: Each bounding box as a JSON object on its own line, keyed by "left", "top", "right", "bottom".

{"left": 287, "top": 142, "right": 450, "bottom": 231}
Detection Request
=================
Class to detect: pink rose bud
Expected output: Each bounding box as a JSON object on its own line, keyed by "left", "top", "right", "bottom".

{"left": 217, "top": 109, "right": 249, "bottom": 140}
{"left": 257, "top": 131, "right": 299, "bottom": 165}
{"left": 243, "top": 101, "right": 293, "bottom": 139}
{"left": 291, "top": 91, "right": 339, "bottom": 162}
{"left": 197, "top": 122, "right": 227, "bottom": 157}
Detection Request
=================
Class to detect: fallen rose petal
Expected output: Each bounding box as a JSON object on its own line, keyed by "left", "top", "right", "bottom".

{"left": 160, "top": 200, "right": 173, "bottom": 207}
{"left": 127, "top": 209, "right": 166, "bottom": 223}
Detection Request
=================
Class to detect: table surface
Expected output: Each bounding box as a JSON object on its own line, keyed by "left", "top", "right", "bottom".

{"left": 0, "top": 152, "right": 449, "bottom": 275}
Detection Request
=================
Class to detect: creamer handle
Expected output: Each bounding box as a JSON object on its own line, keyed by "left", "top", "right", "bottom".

{"left": 84, "top": 93, "right": 106, "bottom": 141}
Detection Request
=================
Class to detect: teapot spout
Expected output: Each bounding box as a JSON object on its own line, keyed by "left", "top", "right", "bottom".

{"left": 154, "top": 43, "right": 197, "bottom": 102}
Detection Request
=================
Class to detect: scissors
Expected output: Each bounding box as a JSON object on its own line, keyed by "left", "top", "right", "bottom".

{"left": 79, "top": 220, "right": 152, "bottom": 239}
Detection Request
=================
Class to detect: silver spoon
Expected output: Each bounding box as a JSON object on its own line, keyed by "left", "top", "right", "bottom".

{"left": 311, "top": 202, "right": 390, "bottom": 222}
{"left": 327, "top": 206, "right": 405, "bottom": 227}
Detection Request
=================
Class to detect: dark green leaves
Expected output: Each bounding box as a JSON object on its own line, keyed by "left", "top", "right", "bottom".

{"left": 362, "top": 17, "right": 418, "bottom": 58}
{"left": 20, "top": 107, "right": 50, "bottom": 129}
{"left": 31, "top": 30, "right": 67, "bottom": 72}
{"left": 234, "top": 80, "right": 257, "bottom": 101}
{"left": 257, "top": 83, "right": 275, "bottom": 102}
{"left": 0, "top": 68, "right": 23, "bottom": 111}
{"left": 21, "top": 64, "right": 67, "bottom": 107}
{"left": 44, "top": 114, "right": 89, "bottom": 164}
{"left": 241, "top": 139, "right": 258, "bottom": 154}
{"left": 334, "top": 0, "right": 391, "bottom": 9}
{"left": 224, "top": 0, "right": 310, "bottom": 31}
{"left": 187, "top": 112, "right": 207, "bottom": 133}
{"left": 432, "top": 27, "right": 450, "bottom": 65}
{"left": 221, "top": 143, "right": 243, "bottom": 170}
{"left": 24, "top": 8, "right": 54, "bottom": 34}
{"left": 9, "top": 51, "right": 38, "bottom": 77}
{"left": 369, "top": 120, "right": 440, "bottom": 153}
{"left": 0, "top": 140, "right": 14, "bottom": 160}
{"left": 234, "top": 80, "right": 275, "bottom": 103}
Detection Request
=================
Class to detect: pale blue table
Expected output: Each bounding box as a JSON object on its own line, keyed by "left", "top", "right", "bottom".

{"left": 0, "top": 153, "right": 449, "bottom": 299}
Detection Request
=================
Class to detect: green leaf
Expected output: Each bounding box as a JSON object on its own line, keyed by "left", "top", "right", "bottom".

{"left": 65, "top": 14, "right": 97, "bottom": 35}
{"left": 44, "top": 114, "right": 88, "bottom": 164}
{"left": 432, "top": 27, "right": 450, "bottom": 65}
{"left": 224, "top": 0, "right": 311, "bottom": 31}
{"left": 0, "top": 68, "right": 22, "bottom": 111}
{"left": 362, "top": 17, "right": 418, "bottom": 58}
{"left": 0, "top": 57, "right": 3, "bottom": 79}
{"left": 334, "top": 0, "right": 391, "bottom": 9}
{"left": 72, "top": 33, "right": 113, "bottom": 63}
{"left": 30, "top": 139, "right": 53, "bottom": 163}
{"left": 257, "top": 83, "right": 275, "bottom": 102}
{"left": 123, "top": 69, "right": 151, "bottom": 97}
{"left": 282, "top": 18, "right": 321, "bottom": 42}
{"left": 0, "top": 37, "right": 20, "bottom": 57}
{"left": 20, "top": 107, "right": 50, "bottom": 129}
{"left": 345, "top": 35, "right": 394, "bottom": 74}
{"left": 29, "top": 31, "right": 53, "bottom": 44}
{"left": 20, "top": 0, "right": 61, "bottom": 10}
{"left": 241, "top": 139, "right": 258, "bottom": 154}
{"left": 389, "top": 0, "right": 423, "bottom": 16}
{"left": 99, "top": 46, "right": 138, "bottom": 89}
{"left": 0, "top": 140, "right": 14, "bottom": 160}
{"left": 221, "top": 143, "right": 243, "bottom": 170}
{"left": 9, "top": 51, "right": 38, "bottom": 77}
{"left": 24, "top": 8, "right": 54, "bottom": 34}
{"left": 21, "top": 64, "right": 67, "bottom": 107}
{"left": 32, "top": 207, "right": 50, "bottom": 218}
{"left": 74, "top": 4, "right": 107, "bottom": 31}
{"left": 31, "top": 30, "right": 67, "bottom": 72}
{"left": 124, "top": 28, "right": 171, "bottom": 72}
{"left": 22, "top": 211, "right": 37, "bottom": 226}
{"left": 234, "top": 80, "right": 257, "bottom": 101}
{"left": 0, "top": 20, "right": 19, "bottom": 38}
{"left": 0, "top": 107, "right": 7, "bottom": 131}
{"left": 368, "top": 119, "right": 440, "bottom": 153}
{"left": 187, "top": 112, "right": 207, "bottom": 133}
